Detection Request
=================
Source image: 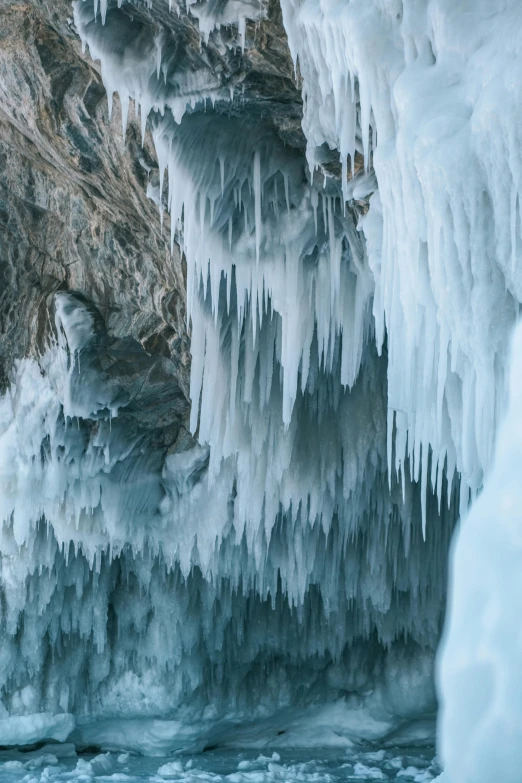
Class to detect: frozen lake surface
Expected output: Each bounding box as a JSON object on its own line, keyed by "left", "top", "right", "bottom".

{"left": 0, "top": 746, "right": 440, "bottom": 783}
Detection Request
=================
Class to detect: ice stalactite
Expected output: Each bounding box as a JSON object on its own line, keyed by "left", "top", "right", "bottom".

{"left": 280, "top": 0, "right": 522, "bottom": 520}
{"left": 75, "top": 0, "right": 266, "bottom": 130}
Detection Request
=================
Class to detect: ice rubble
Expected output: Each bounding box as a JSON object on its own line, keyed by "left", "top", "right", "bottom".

{"left": 0, "top": 748, "right": 441, "bottom": 783}
{"left": 0, "top": 0, "right": 520, "bottom": 759}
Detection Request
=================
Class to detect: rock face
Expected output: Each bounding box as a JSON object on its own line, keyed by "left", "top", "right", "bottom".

{"left": 0, "top": 0, "right": 303, "bottom": 393}
{"left": 0, "top": 3, "right": 177, "bottom": 395}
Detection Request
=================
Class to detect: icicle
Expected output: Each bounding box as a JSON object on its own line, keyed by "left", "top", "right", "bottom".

{"left": 156, "top": 36, "right": 163, "bottom": 80}
{"left": 107, "top": 89, "right": 114, "bottom": 120}
{"left": 238, "top": 16, "right": 246, "bottom": 53}
{"left": 219, "top": 156, "right": 225, "bottom": 196}
{"left": 253, "top": 150, "right": 262, "bottom": 264}
{"left": 283, "top": 172, "right": 290, "bottom": 212}
{"left": 311, "top": 187, "right": 318, "bottom": 235}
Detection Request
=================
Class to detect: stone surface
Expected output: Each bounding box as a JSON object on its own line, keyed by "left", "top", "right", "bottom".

{"left": 0, "top": 5, "right": 177, "bottom": 397}
{"left": 0, "top": 0, "right": 307, "bottom": 403}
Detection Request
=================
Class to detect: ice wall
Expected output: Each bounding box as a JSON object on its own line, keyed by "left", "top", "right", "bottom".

{"left": 71, "top": 0, "right": 455, "bottom": 611}
{"left": 1, "top": 0, "right": 519, "bottom": 755}
{"left": 437, "top": 322, "right": 522, "bottom": 783}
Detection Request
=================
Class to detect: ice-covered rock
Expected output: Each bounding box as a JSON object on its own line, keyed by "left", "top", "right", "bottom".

{"left": 0, "top": 0, "right": 519, "bottom": 767}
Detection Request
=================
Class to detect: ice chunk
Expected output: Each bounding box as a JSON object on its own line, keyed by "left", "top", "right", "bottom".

{"left": 352, "top": 762, "right": 386, "bottom": 779}
{"left": 157, "top": 761, "right": 184, "bottom": 777}
{"left": 0, "top": 713, "right": 74, "bottom": 746}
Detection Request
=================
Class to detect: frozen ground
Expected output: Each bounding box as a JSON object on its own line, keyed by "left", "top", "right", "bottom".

{"left": 0, "top": 746, "right": 441, "bottom": 783}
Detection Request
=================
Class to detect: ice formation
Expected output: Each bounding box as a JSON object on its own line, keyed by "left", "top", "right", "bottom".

{"left": 280, "top": 0, "right": 522, "bottom": 517}
{"left": 0, "top": 289, "right": 446, "bottom": 751}
{"left": 436, "top": 323, "right": 522, "bottom": 783}
{"left": 0, "top": 0, "right": 521, "bottom": 763}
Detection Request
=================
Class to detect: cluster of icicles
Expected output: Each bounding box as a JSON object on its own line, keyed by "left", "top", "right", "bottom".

{"left": 0, "top": 292, "right": 448, "bottom": 740}
{"left": 74, "top": 0, "right": 522, "bottom": 532}
{"left": 1, "top": 0, "right": 521, "bottom": 750}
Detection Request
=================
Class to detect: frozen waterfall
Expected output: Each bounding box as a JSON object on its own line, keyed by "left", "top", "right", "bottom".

{"left": 0, "top": 0, "right": 521, "bottom": 775}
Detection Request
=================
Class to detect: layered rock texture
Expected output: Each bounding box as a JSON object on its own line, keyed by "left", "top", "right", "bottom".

{"left": 0, "top": 0, "right": 186, "bottom": 393}
{"left": 0, "top": 0, "right": 306, "bottom": 387}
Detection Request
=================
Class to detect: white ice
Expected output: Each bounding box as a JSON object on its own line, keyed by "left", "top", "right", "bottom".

{"left": 436, "top": 322, "right": 522, "bottom": 782}
{"left": 0, "top": 714, "right": 74, "bottom": 747}
{"left": 280, "top": 0, "right": 522, "bottom": 522}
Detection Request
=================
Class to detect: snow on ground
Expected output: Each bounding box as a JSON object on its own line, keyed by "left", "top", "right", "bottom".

{"left": 0, "top": 748, "right": 441, "bottom": 783}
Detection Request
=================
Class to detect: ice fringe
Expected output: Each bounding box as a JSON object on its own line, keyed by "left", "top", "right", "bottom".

{"left": 279, "top": 0, "right": 522, "bottom": 521}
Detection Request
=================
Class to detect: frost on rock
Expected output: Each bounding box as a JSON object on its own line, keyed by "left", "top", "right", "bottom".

{"left": 0, "top": 0, "right": 518, "bottom": 757}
